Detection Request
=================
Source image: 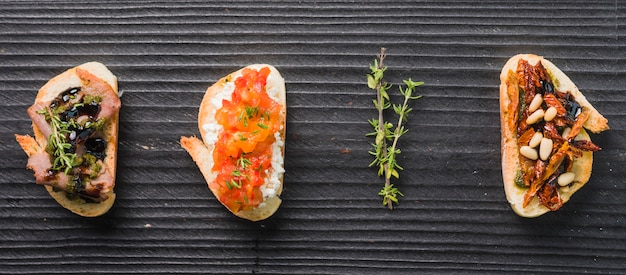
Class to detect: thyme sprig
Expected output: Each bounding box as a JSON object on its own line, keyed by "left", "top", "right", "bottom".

{"left": 366, "top": 47, "right": 423, "bottom": 209}
{"left": 37, "top": 107, "right": 78, "bottom": 174}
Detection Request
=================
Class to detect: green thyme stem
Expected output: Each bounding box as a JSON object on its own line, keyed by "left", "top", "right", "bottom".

{"left": 387, "top": 79, "right": 423, "bottom": 180}
{"left": 385, "top": 92, "right": 408, "bottom": 180}
{"left": 367, "top": 47, "right": 422, "bottom": 210}
{"left": 375, "top": 48, "right": 390, "bottom": 181}
{"left": 42, "top": 107, "right": 76, "bottom": 174}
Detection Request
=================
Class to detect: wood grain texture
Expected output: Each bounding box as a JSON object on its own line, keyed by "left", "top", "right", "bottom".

{"left": 1, "top": 1, "right": 625, "bottom": 274}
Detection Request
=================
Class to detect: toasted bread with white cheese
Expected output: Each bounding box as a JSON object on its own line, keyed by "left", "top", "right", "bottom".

{"left": 181, "top": 64, "right": 286, "bottom": 221}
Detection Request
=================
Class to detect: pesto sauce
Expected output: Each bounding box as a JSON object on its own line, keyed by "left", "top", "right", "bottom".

{"left": 546, "top": 70, "right": 560, "bottom": 90}
{"left": 85, "top": 117, "right": 106, "bottom": 132}
{"left": 82, "top": 153, "right": 102, "bottom": 179}
{"left": 514, "top": 169, "right": 525, "bottom": 188}
{"left": 82, "top": 94, "right": 102, "bottom": 105}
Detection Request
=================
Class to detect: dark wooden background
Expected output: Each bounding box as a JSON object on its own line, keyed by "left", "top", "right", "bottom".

{"left": 1, "top": 1, "right": 624, "bottom": 274}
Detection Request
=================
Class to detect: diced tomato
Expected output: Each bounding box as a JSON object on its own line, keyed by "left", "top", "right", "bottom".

{"left": 211, "top": 67, "right": 283, "bottom": 213}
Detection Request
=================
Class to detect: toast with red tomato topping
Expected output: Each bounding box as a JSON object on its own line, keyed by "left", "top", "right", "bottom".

{"left": 15, "top": 62, "right": 121, "bottom": 217}
{"left": 181, "top": 64, "right": 286, "bottom": 221}
{"left": 500, "top": 54, "right": 609, "bottom": 217}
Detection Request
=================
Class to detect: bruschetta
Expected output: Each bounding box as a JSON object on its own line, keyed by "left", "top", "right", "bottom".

{"left": 181, "top": 64, "right": 286, "bottom": 221}
{"left": 500, "top": 54, "right": 609, "bottom": 217}
{"left": 15, "top": 62, "right": 121, "bottom": 217}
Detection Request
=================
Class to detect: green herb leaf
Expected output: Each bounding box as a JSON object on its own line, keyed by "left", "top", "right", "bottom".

{"left": 39, "top": 107, "right": 78, "bottom": 174}
{"left": 366, "top": 47, "right": 422, "bottom": 210}
{"left": 231, "top": 169, "right": 241, "bottom": 177}
{"left": 237, "top": 155, "right": 252, "bottom": 170}
{"left": 378, "top": 184, "right": 404, "bottom": 205}
{"left": 367, "top": 74, "right": 377, "bottom": 89}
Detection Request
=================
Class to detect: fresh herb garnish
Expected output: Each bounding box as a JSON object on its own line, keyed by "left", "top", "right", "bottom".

{"left": 231, "top": 169, "right": 242, "bottom": 177}
{"left": 239, "top": 106, "right": 261, "bottom": 128}
{"left": 237, "top": 155, "right": 252, "bottom": 169}
{"left": 37, "top": 96, "right": 106, "bottom": 175}
{"left": 38, "top": 107, "right": 78, "bottom": 174}
{"left": 226, "top": 155, "right": 253, "bottom": 190}
{"left": 238, "top": 110, "right": 249, "bottom": 127}
{"left": 245, "top": 106, "right": 259, "bottom": 118}
{"left": 225, "top": 179, "right": 241, "bottom": 189}
{"left": 366, "top": 47, "right": 423, "bottom": 209}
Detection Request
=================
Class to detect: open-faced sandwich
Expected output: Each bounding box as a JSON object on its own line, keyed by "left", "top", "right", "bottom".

{"left": 181, "top": 64, "right": 286, "bottom": 221}
{"left": 15, "top": 62, "right": 121, "bottom": 217}
{"left": 499, "top": 54, "right": 609, "bottom": 218}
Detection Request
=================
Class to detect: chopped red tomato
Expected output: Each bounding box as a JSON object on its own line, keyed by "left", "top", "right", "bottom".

{"left": 211, "top": 67, "right": 283, "bottom": 213}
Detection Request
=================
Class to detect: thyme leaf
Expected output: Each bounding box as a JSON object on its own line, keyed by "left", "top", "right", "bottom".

{"left": 367, "top": 47, "right": 423, "bottom": 210}
{"left": 38, "top": 107, "right": 78, "bottom": 174}
{"left": 236, "top": 155, "right": 252, "bottom": 170}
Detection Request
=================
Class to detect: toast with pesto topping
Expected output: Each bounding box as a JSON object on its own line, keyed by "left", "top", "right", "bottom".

{"left": 500, "top": 54, "right": 609, "bottom": 217}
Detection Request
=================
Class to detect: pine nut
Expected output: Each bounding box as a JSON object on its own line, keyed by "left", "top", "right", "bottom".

{"left": 561, "top": 127, "right": 571, "bottom": 139}
{"left": 529, "top": 94, "right": 543, "bottom": 113}
{"left": 544, "top": 106, "right": 557, "bottom": 121}
{"left": 526, "top": 109, "right": 545, "bottom": 125}
{"left": 529, "top": 132, "right": 543, "bottom": 148}
{"left": 561, "top": 127, "right": 585, "bottom": 141}
{"left": 558, "top": 172, "right": 576, "bottom": 186}
{"left": 520, "top": 146, "right": 538, "bottom": 160}
{"left": 539, "top": 138, "right": 553, "bottom": 161}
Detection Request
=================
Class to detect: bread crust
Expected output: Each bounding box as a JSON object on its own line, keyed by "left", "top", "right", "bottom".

{"left": 181, "top": 64, "right": 286, "bottom": 221}
{"left": 500, "top": 54, "right": 608, "bottom": 217}
{"left": 15, "top": 62, "right": 119, "bottom": 217}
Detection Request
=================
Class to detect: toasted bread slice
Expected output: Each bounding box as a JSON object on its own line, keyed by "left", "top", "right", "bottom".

{"left": 181, "top": 64, "right": 286, "bottom": 221}
{"left": 500, "top": 54, "right": 608, "bottom": 217}
{"left": 15, "top": 62, "right": 120, "bottom": 217}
